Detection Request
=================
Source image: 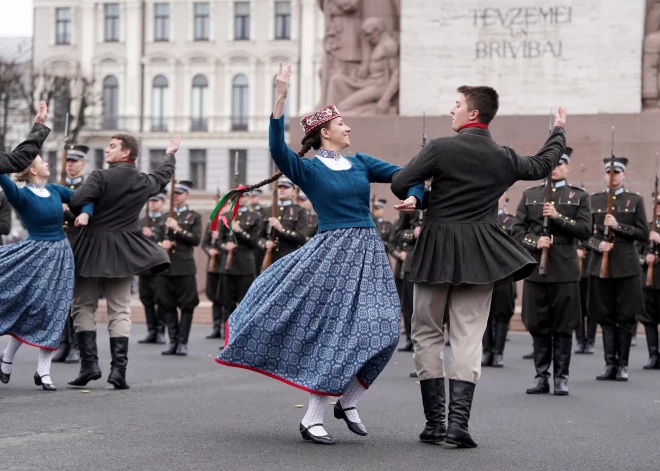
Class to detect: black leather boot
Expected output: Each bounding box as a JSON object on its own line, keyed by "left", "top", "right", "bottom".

{"left": 175, "top": 343, "right": 188, "bottom": 356}
{"left": 643, "top": 323, "right": 660, "bottom": 370}
{"left": 68, "top": 331, "right": 102, "bottom": 387}
{"left": 161, "top": 343, "right": 178, "bottom": 356}
{"left": 615, "top": 327, "right": 632, "bottom": 382}
{"left": 526, "top": 336, "right": 551, "bottom": 394}
{"left": 206, "top": 304, "right": 223, "bottom": 339}
{"left": 445, "top": 379, "right": 477, "bottom": 448}
{"left": 492, "top": 321, "right": 508, "bottom": 367}
{"left": 553, "top": 336, "right": 572, "bottom": 396}
{"left": 156, "top": 329, "right": 167, "bottom": 345}
{"left": 418, "top": 378, "right": 446, "bottom": 444}
{"left": 64, "top": 345, "right": 80, "bottom": 363}
{"left": 138, "top": 305, "right": 158, "bottom": 344}
{"left": 52, "top": 342, "right": 69, "bottom": 363}
{"left": 481, "top": 318, "right": 494, "bottom": 366}
{"left": 597, "top": 326, "right": 618, "bottom": 381}
{"left": 107, "top": 337, "right": 130, "bottom": 390}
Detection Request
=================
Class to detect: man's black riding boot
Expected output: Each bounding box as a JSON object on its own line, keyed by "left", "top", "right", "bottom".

{"left": 206, "top": 303, "right": 223, "bottom": 339}
{"left": 138, "top": 305, "right": 159, "bottom": 344}
{"left": 553, "top": 336, "right": 572, "bottom": 396}
{"left": 419, "top": 378, "right": 447, "bottom": 444}
{"left": 615, "top": 327, "right": 632, "bottom": 381}
{"left": 526, "top": 336, "right": 551, "bottom": 394}
{"left": 643, "top": 323, "right": 660, "bottom": 370}
{"left": 597, "top": 326, "right": 618, "bottom": 380}
{"left": 107, "top": 337, "right": 130, "bottom": 390}
{"left": 445, "top": 379, "right": 478, "bottom": 448}
{"left": 492, "top": 321, "right": 508, "bottom": 367}
{"left": 68, "top": 331, "right": 102, "bottom": 386}
{"left": 481, "top": 318, "right": 494, "bottom": 366}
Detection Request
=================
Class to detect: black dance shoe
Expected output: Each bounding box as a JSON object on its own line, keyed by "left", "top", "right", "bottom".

{"left": 0, "top": 361, "right": 11, "bottom": 384}
{"left": 299, "top": 423, "right": 335, "bottom": 445}
{"left": 334, "top": 400, "right": 367, "bottom": 436}
{"left": 34, "top": 372, "right": 57, "bottom": 391}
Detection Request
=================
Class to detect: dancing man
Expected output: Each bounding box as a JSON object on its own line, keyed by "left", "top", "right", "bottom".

{"left": 67, "top": 134, "right": 179, "bottom": 389}
{"left": 391, "top": 87, "right": 567, "bottom": 448}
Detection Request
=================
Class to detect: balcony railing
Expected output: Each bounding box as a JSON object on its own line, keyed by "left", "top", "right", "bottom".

{"left": 83, "top": 115, "right": 281, "bottom": 134}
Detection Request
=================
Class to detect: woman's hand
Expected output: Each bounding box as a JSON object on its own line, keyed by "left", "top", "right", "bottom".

{"left": 273, "top": 62, "right": 292, "bottom": 119}
{"left": 75, "top": 213, "right": 90, "bottom": 227}
{"left": 394, "top": 196, "right": 418, "bottom": 213}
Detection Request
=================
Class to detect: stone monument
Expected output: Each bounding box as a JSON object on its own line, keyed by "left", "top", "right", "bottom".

{"left": 643, "top": 0, "right": 660, "bottom": 108}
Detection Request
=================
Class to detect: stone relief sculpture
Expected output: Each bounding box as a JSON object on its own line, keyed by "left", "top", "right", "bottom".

{"left": 643, "top": 0, "right": 660, "bottom": 108}
{"left": 318, "top": 0, "right": 400, "bottom": 115}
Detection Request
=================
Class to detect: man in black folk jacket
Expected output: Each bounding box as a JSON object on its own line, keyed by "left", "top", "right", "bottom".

{"left": 68, "top": 134, "right": 179, "bottom": 390}
{"left": 392, "top": 86, "right": 567, "bottom": 448}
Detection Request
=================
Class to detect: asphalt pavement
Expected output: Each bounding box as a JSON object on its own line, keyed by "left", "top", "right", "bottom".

{"left": 1, "top": 326, "right": 659, "bottom": 471}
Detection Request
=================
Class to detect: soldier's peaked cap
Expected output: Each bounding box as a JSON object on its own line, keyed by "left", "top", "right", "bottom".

{"left": 603, "top": 157, "right": 628, "bottom": 172}
{"left": 66, "top": 144, "right": 90, "bottom": 161}
{"left": 175, "top": 180, "right": 194, "bottom": 193}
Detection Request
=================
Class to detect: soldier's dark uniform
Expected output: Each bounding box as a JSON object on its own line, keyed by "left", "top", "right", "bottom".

{"left": 158, "top": 180, "right": 203, "bottom": 356}
{"left": 53, "top": 144, "right": 89, "bottom": 364}
{"left": 298, "top": 191, "right": 319, "bottom": 240}
{"left": 258, "top": 178, "right": 308, "bottom": 263}
{"left": 639, "top": 200, "right": 660, "bottom": 370}
{"left": 371, "top": 198, "right": 393, "bottom": 249}
{"left": 137, "top": 192, "right": 167, "bottom": 344}
{"left": 248, "top": 188, "right": 267, "bottom": 274}
{"left": 202, "top": 224, "right": 224, "bottom": 338}
{"left": 575, "top": 244, "right": 597, "bottom": 354}
{"left": 217, "top": 205, "right": 263, "bottom": 330}
{"left": 0, "top": 191, "right": 11, "bottom": 244}
{"left": 482, "top": 206, "right": 517, "bottom": 367}
{"left": 513, "top": 152, "right": 591, "bottom": 395}
{"left": 586, "top": 157, "right": 648, "bottom": 381}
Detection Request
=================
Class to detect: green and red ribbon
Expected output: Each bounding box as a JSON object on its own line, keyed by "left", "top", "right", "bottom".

{"left": 210, "top": 185, "right": 248, "bottom": 231}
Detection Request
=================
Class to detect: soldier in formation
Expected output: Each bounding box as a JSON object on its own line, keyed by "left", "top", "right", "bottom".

{"left": 298, "top": 190, "right": 319, "bottom": 239}
{"left": 575, "top": 241, "right": 597, "bottom": 354}
{"left": 202, "top": 220, "right": 225, "bottom": 339}
{"left": 640, "top": 195, "right": 660, "bottom": 370}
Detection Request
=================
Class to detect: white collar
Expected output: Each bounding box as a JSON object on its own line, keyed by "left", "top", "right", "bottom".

{"left": 607, "top": 187, "right": 625, "bottom": 195}
{"left": 498, "top": 209, "right": 504, "bottom": 215}
{"left": 553, "top": 180, "right": 567, "bottom": 188}
{"left": 279, "top": 200, "right": 293, "bottom": 207}
{"left": 149, "top": 212, "right": 162, "bottom": 218}
{"left": 174, "top": 205, "right": 188, "bottom": 213}
{"left": 65, "top": 176, "right": 83, "bottom": 185}
{"left": 238, "top": 207, "right": 248, "bottom": 213}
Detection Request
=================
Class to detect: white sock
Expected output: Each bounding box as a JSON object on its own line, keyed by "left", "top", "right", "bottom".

{"left": 301, "top": 394, "right": 329, "bottom": 437}
{"left": 37, "top": 349, "right": 55, "bottom": 385}
{"left": 1, "top": 337, "right": 23, "bottom": 374}
{"left": 339, "top": 376, "right": 367, "bottom": 423}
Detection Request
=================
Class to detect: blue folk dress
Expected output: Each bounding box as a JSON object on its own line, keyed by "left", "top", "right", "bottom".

{"left": 0, "top": 175, "right": 93, "bottom": 350}
{"left": 216, "top": 116, "right": 424, "bottom": 396}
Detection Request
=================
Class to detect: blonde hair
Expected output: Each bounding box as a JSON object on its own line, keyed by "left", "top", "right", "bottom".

{"left": 13, "top": 158, "right": 37, "bottom": 183}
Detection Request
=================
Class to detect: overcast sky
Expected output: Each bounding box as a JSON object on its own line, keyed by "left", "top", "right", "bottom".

{"left": 0, "top": 0, "right": 33, "bottom": 37}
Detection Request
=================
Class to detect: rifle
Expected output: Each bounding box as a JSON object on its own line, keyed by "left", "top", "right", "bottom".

{"left": 225, "top": 152, "right": 240, "bottom": 270}
{"left": 538, "top": 108, "right": 554, "bottom": 276}
{"left": 59, "top": 113, "right": 70, "bottom": 185}
{"left": 647, "top": 153, "right": 659, "bottom": 287}
{"left": 261, "top": 164, "right": 279, "bottom": 273}
{"left": 600, "top": 127, "right": 616, "bottom": 278}
{"left": 167, "top": 174, "right": 176, "bottom": 253}
{"left": 208, "top": 179, "right": 220, "bottom": 272}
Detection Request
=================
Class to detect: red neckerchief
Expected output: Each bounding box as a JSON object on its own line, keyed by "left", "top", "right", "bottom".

{"left": 458, "top": 123, "right": 489, "bottom": 131}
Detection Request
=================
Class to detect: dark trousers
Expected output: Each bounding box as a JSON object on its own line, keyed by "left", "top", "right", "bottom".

{"left": 482, "top": 284, "right": 515, "bottom": 354}
{"left": 401, "top": 272, "right": 414, "bottom": 340}
{"left": 157, "top": 275, "right": 200, "bottom": 345}
{"left": 206, "top": 272, "right": 224, "bottom": 331}
{"left": 522, "top": 281, "right": 581, "bottom": 337}
{"left": 588, "top": 275, "right": 643, "bottom": 330}
{"left": 575, "top": 276, "right": 597, "bottom": 345}
{"left": 139, "top": 275, "right": 164, "bottom": 334}
{"left": 57, "top": 314, "right": 78, "bottom": 349}
{"left": 221, "top": 274, "right": 254, "bottom": 321}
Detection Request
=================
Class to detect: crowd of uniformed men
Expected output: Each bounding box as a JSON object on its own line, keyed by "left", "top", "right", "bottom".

{"left": 39, "top": 145, "right": 660, "bottom": 395}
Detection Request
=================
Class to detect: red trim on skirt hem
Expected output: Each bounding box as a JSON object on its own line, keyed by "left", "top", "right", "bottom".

{"left": 4, "top": 334, "right": 57, "bottom": 351}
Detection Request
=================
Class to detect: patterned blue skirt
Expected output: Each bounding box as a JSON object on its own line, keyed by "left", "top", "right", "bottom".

{"left": 216, "top": 227, "right": 400, "bottom": 396}
{"left": 0, "top": 239, "right": 74, "bottom": 350}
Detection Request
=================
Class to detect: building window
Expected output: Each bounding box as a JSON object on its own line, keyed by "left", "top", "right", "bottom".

{"left": 190, "top": 149, "right": 207, "bottom": 190}
{"left": 234, "top": 2, "right": 250, "bottom": 40}
{"left": 53, "top": 77, "right": 71, "bottom": 133}
{"left": 95, "top": 149, "right": 105, "bottom": 170}
{"left": 154, "top": 3, "right": 170, "bottom": 42}
{"left": 102, "top": 75, "right": 119, "bottom": 130}
{"left": 275, "top": 1, "right": 291, "bottom": 40}
{"left": 152, "top": 75, "right": 168, "bottom": 132}
{"left": 104, "top": 3, "right": 120, "bottom": 42}
{"left": 229, "top": 149, "right": 247, "bottom": 186}
{"left": 150, "top": 149, "right": 166, "bottom": 172}
{"left": 272, "top": 75, "right": 289, "bottom": 130}
{"left": 46, "top": 150, "right": 58, "bottom": 183}
{"left": 191, "top": 75, "right": 209, "bottom": 132}
{"left": 56, "top": 8, "right": 72, "bottom": 45}
{"left": 232, "top": 74, "right": 249, "bottom": 131}
{"left": 194, "top": 2, "right": 210, "bottom": 41}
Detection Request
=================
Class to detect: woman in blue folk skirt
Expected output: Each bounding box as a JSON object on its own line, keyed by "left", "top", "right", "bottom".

{"left": 0, "top": 154, "right": 93, "bottom": 391}
{"left": 216, "top": 63, "right": 424, "bottom": 444}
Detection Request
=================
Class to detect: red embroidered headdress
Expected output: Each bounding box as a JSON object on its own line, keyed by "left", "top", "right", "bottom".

{"left": 300, "top": 105, "right": 341, "bottom": 135}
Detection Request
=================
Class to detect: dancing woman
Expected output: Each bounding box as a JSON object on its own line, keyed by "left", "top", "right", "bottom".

{"left": 0, "top": 139, "right": 94, "bottom": 391}
{"left": 216, "top": 63, "right": 424, "bottom": 444}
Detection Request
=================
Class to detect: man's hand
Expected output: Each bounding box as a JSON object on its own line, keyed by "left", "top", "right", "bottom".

{"left": 537, "top": 236, "right": 552, "bottom": 249}
{"left": 34, "top": 101, "right": 48, "bottom": 125}
{"left": 553, "top": 106, "right": 567, "bottom": 129}
{"left": 162, "top": 240, "right": 172, "bottom": 250}
{"left": 647, "top": 254, "right": 657, "bottom": 265}
{"left": 599, "top": 241, "right": 612, "bottom": 253}
{"left": 604, "top": 214, "right": 619, "bottom": 230}
{"left": 543, "top": 202, "right": 558, "bottom": 220}
{"left": 649, "top": 230, "right": 660, "bottom": 244}
{"left": 394, "top": 196, "right": 418, "bottom": 213}
{"left": 74, "top": 213, "right": 89, "bottom": 227}
{"left": 208, "top": 248, "right": 219, "bottom": 257}
{"left": 400, "top": 251, "right": 407, "bottom": 261}
{"left": 142, "top": 226, "right": 153, "bottom": 238}
{"left": 577, "top": 248, "right": 585, "bottom": 258}
{"left": 211, "top": 230, "right": 220, "bottom": 240}
{"left": 268, "top": 217, "right": 283, "bottom": 232}
{"left": 231, "top": 221, "right": 243, "bottom": 233}
{"left": 166, "top": 135, "right": 181, "bottom": 155}
{"left": 166, "top": 217, "right": 181, "bottom": 231}
{"left": 226, "top": 241, "right": 237, "bottom": 251}
{"left": 413, "top": 226, "right": 421, "bottom": 239}
{"left": 265, "top": 240, "right": 276, "bottom": 250}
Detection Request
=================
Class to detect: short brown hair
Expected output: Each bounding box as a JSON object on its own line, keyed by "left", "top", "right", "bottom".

{"left": 111, "top": 134, "right": 139, "bottom": 160}
{"left": 456, "top": 86, "right": 499, "bottom": 125}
